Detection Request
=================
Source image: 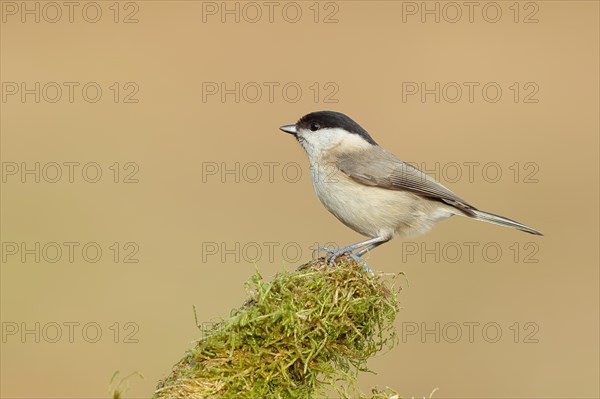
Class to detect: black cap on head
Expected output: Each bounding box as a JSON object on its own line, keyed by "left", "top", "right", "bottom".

{"left": 296, "top": 111, "right": 378, "bottom": 145}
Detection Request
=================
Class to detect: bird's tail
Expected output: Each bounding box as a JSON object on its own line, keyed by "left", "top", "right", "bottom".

{"left": 470, "top": 209, "right": 543, "bottom": 236}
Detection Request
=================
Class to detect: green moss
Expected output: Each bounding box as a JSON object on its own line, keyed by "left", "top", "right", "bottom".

{"left": 153, "top": 257, "right": 402, "bottom": 399}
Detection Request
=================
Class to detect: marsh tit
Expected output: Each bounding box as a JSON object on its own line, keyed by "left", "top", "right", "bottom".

{"left": 280, "top": 111, "right": 542, "bottom": 268}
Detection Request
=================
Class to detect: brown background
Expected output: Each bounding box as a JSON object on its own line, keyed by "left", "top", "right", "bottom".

{"left": 1, "top": 1, "right": 598, "bottom": 398}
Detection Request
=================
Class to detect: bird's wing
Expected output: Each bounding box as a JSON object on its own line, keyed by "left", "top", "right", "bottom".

{"left": 336, "top": 147, "right": 477, "bottom": 216}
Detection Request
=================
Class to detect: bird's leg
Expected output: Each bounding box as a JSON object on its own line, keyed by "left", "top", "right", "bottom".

{"left": 348, "top": 237, "right": 391, "bottom": 273}
{"left": 355, "top": 238, "right": 391, "bottom": 257}
{"left": 320, "top": 236, "right": 389, "bottom": 268}
{"left": 315, "top": 237, "right": 381, "bottom": 262}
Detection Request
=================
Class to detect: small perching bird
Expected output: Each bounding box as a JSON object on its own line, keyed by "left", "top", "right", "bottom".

{"left": 280, "top": 111, "right": 542, "bottom": 270}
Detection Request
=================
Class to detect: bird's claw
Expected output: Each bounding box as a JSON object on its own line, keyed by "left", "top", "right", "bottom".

{"left": 312, "top": 246, "right": 338, "bottom": 259}
{"left": 312, "top": 246, "right": 373, "bottom": 274}
{"left": 327, "top": 249, "right": 373, "bottom": 273}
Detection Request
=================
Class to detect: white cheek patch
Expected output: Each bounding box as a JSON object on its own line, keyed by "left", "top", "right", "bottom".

{"left": 299, "top": 128, "right": 373, "bottom": 161}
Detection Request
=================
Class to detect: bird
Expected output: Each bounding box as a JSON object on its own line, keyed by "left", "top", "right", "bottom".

{"left": 279, "top": 110, "right": 542, "bottom": 270}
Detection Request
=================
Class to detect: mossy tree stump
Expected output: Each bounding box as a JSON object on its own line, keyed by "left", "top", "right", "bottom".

{"left": 152, "top": 257, "right": 402, "bottom": 399}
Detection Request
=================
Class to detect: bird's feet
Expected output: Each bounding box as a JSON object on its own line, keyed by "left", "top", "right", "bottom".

{"left": 312, "top": 246, "right": 373, "bottom": 274}
{"left": 311, "top": 246, "right": 348, "bottom": 265}
{"left": 312, "top": 246, "right": 336, "bottom": 260}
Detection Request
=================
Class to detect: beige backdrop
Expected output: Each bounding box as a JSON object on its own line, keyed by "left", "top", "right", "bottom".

{"left": 1, "top": 1, "right": 598, "bottom": 398}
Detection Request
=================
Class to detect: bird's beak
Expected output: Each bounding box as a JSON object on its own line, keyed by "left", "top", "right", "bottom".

{"left": 279, "top": 124, "right": 297, "bottom": 135}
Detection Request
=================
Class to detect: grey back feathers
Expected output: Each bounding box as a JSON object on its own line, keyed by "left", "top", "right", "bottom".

{"left": 336, "top": 146, "right": 477, "bottom": 217}
{"left": 336, "top": 146, "right": 543, "bottom": 235}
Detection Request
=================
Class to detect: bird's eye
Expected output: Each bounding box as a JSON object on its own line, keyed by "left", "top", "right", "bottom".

{"left": 309, "top": 123, "right": 320, "bottom": 131}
